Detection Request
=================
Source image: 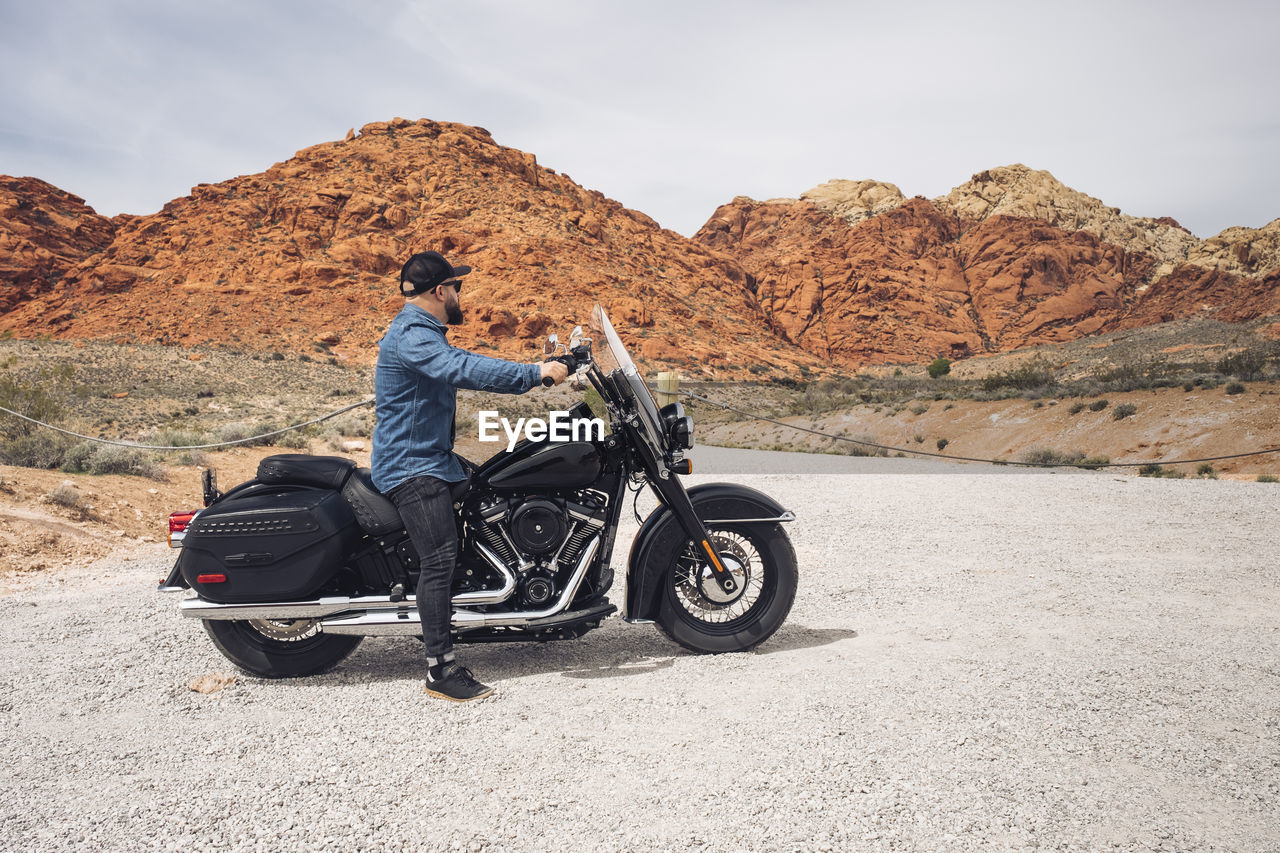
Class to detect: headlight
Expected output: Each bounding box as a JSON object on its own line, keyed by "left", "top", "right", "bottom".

{"left": 660, "top": 402, "right": 694, "bottom": 450}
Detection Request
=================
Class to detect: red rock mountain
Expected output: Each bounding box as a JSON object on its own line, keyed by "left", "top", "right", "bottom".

{"left": 2, "top": 129, "right": 1277, "bottom": 373}
{"left": 0, "top": 119, "right": 819, "bottom": 378}
{"left": 695, "top": 167, "right": 1280, "bottom": 363}
{"left": 0, "top": 177, "right": 118, "bottom": 316}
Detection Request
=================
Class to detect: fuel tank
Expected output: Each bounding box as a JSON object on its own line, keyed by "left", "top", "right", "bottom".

{"left": 477, "top": 440, "right": 604, "bottom": 491}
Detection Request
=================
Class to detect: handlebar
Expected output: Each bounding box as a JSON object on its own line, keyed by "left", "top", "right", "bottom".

{"left": 540, "top": 343, "right": 592, "bottom": 386}
{"left": 541, "top": 353, "right": 578, "bottom": 386}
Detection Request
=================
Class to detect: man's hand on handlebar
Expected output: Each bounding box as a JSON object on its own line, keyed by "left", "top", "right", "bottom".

{"left": 539, "top": 360, "right": 570, "bottom": 387}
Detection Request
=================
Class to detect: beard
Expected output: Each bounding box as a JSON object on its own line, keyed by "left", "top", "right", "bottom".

{"left": 445, "top": 300, "right": 464, "bottom": 325}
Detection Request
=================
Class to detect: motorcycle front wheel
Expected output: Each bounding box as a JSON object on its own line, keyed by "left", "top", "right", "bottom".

{"left": 655, "top": 524, "right": 798, "bottom": 654}
{"left": 202, "top": 618, "right": 363, "bottom": 678}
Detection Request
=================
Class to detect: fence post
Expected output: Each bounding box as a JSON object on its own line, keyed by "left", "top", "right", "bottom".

{"left": 656, "top": 371, "right": 679, "bottom": 407}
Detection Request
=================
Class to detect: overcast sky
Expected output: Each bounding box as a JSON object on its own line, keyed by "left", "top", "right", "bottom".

{"left": 3, "top": 0, "right": 1277, "bottom": 238}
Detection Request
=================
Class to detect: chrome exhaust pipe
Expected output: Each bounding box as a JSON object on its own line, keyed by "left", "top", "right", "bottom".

{"left": 179, "top": 595, "right": 368, "bottom": 620}
{"left": 319, "top": 536, "right": 601, "bottom": 635}
{"left": 454, "top": 540, "right": 517, "bottom": 606}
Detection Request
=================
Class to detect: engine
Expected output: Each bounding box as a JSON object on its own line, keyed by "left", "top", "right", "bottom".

{"left": 465, "top": 490, "right": 608, "bottom": 609}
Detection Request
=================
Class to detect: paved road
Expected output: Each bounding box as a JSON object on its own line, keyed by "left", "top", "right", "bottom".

{"left": 689, "top": 443, "right": 1074, "bottom": 475}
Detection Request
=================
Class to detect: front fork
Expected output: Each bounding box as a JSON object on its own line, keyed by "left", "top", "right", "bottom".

{"left": 633, "top": 431, "right": 738, "bottom": 597}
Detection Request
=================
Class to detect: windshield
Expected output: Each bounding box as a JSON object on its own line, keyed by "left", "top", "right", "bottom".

{"left": 590, "top": 305, "right": 667, "bottom": 454}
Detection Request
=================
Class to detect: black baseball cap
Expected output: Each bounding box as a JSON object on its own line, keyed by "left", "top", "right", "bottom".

{"left": 399, "top": 251, "right": 472, "bottom": 296}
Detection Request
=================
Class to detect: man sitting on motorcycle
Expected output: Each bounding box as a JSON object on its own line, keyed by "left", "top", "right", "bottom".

{"left": 371, "top": 251, "right": 568, "bottom": 702}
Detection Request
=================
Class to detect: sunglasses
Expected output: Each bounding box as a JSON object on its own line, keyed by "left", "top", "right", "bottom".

{"left": 438, "top": 279, "right": 463, "bottom": 294}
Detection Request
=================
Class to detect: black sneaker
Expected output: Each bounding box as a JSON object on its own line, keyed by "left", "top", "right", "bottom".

{"left": 424, "top": 662, "right": 494, "bottom": 702}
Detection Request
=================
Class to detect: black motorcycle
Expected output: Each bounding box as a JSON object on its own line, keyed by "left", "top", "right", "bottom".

{"left": 160, "top": 306, "right": 798, "bottom": 677}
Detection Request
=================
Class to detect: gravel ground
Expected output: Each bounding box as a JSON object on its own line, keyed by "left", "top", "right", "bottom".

{"left": 2, "top": 463, "right": 1278, "bottom": 851}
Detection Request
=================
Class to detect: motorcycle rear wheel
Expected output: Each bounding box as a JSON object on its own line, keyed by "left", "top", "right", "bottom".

{"left": 655, "top": 524, "right": 797, "bottom": 654}
{"left": 203, "top": 619, "right": 363, "bottom": 678}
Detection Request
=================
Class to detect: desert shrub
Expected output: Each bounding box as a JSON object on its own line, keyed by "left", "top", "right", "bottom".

{"left": 909, "top": 403, "right": 929, "bottom": 415}
{"left": 1224, "top": 382, "right": 1245, "bottom": 395}
{"left": 913, "top": 434, "right": 924, "bottom": 443}
{"left": 981, "top": 356, "right": 1056, "bottom": 392}
{"left": 1258, "top": 474, "right": 1279, "bottom": 484}
{"left": 839, "top": 435, "right": 888, "bottom": 457}
{"left": 174, "top": 450, "right": 210, "bottom": 467}
{"left": 0, "top": 375, "right": 65, "bottom": 441}
{"left": 1137, "top": 464, "right": 1185, "bottom": 479}
{"left": 936, "top": 438, "right": 949, "bottom": 451}
{"left": 276, "top": 425, "right": 313, "bottom": 451}
{"left": 85, "top": 446, "right": 167, "bottom": 480}
{"left": 60, "top": 442, "right": 99, "bottom": 473}
{"left": 1088, "top": 399, "right": 1109, "bottom": 412}
{"left": 215, "top": 423, "right": 254, "bottom": 445}
{"left": 927, "top": 358, "right": 951, "bottom": 379}
{"left": 1020, "top": 448, "right": 1086, "bottom": 467}
{"left": 1195, "top": 464, "right": 1217, "bottom": 479}
{"left": 1088, "top": 360, "right": 1175, "bottom": 393}
{"left": 1068, "top": 402, "right": 1086, "bottom": 415}
{"left": 144, "top": 429, "right": 208, "bottom": 448}
{"left": 1216, "top": 346, "right": 1271, "bottom": 381}
{"left": 0, "top": 433, "right": 73, "bottom": 468}
{"left": 45, "top": 482, "right": 84, "bottom": 509}
{"left": 324, "top": 414, "right": 368, "bottom": 437}
{"left": 1020, "top": 449, "right": 1106, "bottom": 470}
{"left": 1112, "top": 403, "right": 1137, "bottom": 420}
{"left": 216, "top": 422, "right": 285, "bottom": 447}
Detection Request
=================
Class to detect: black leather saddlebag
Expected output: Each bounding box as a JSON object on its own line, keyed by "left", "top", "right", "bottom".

{"left": 177, "top": 487, "right": 357, "bottom": 603}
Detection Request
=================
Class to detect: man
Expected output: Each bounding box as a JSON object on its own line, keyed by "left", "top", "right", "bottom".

{"left": 371, "top": 251, "right": 568, "bottom": 702}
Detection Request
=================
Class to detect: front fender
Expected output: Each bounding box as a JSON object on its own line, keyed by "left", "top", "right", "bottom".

{"left": 625, "top": 482, "right": 793, "bottom": 620}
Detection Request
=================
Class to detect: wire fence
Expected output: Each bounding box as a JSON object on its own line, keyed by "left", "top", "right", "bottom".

{"left": 2, "top": 388, "right": 1277, "bottom": 470}
{"left": 0, "top": 398, "right": 375, "bottom": 451}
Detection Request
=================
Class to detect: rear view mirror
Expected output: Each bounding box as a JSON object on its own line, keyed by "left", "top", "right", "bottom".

{"left": 543, "top": 334, "right": 559, "bottom": 356}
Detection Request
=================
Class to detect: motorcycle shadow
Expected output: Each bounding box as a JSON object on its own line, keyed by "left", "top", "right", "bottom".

{"left": 328, "top": 621, "right": 858, "bottom": 685}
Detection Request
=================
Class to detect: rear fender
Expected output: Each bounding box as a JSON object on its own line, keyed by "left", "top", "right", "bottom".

{"left": 625, "top": 483, "right": 793, "bottom": 620}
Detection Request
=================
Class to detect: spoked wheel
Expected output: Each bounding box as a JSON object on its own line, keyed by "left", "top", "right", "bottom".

{"left": 655, "top": 524, "right": 798, "bottom": 654}
{"left": 202, "top": 618, "right": 363, "bottom": 678}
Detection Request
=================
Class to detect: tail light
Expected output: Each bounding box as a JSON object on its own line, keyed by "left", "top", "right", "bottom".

{"left": 168, "top": 510, "right": 197, "bottom": 548}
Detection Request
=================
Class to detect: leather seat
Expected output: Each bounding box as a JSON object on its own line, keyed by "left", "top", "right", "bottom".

{"left": 256, "top": 455, "right": 402, "bottom": 535}
{"left": 341, "top": 468, "right": 404, "bottom": 535}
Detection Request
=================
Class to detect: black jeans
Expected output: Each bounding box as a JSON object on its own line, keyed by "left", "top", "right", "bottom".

{"left": 386, "top": 475, "right": 469, "bottom": 660}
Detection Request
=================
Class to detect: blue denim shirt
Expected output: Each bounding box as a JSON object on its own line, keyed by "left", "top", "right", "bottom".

{"left": 371, "top": 304, "right": 541, "bottom": 492}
